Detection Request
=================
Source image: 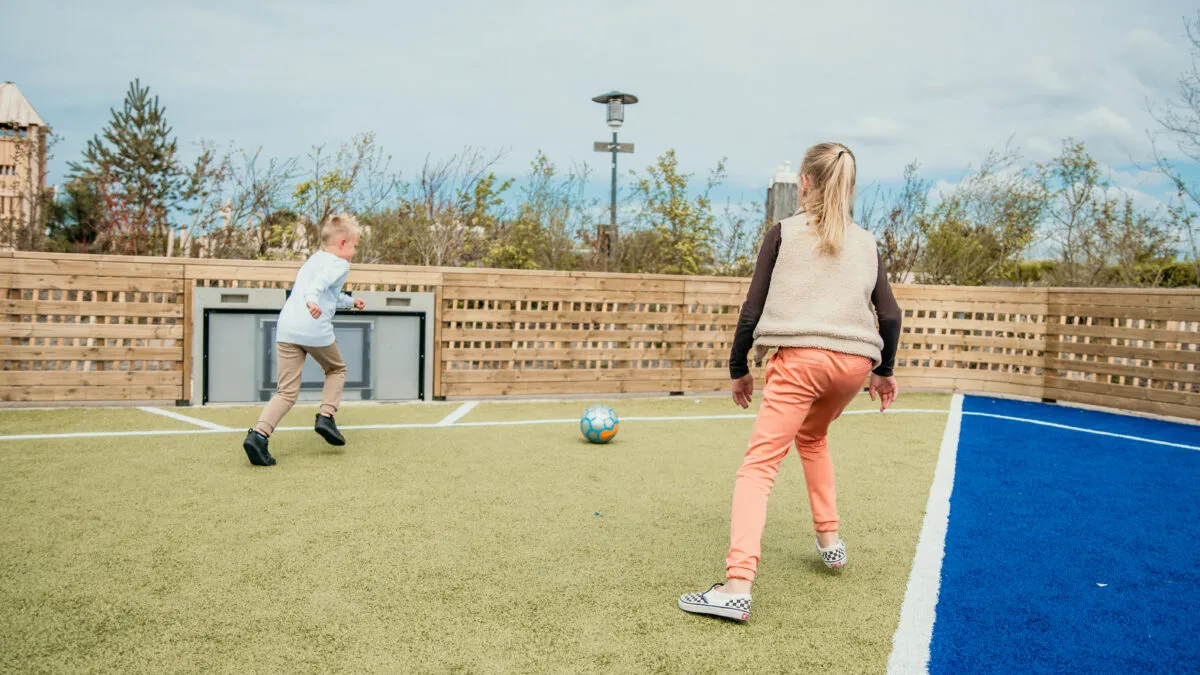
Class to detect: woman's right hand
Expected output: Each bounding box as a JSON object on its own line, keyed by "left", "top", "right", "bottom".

{"left": 732, "top": 374, "right": 754, "bottom": 409}
{"left": 869, "top": 373, "right": 898, "bottom": 412}
{"left": 307, "top": 301, "right": 322, "bottom": 319}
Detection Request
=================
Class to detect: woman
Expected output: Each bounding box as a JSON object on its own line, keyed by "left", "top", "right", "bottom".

{"left": 679, "top": 142, "right": 903, "bottom": 622}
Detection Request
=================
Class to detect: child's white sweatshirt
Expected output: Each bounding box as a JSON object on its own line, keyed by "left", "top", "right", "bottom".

{"left": 275, "top": 250, "right": 355, "bottom": 347}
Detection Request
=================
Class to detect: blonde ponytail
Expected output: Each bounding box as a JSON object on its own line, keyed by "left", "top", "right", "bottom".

{"left": 799, "top": 143, "right": 856, "bottom": 255}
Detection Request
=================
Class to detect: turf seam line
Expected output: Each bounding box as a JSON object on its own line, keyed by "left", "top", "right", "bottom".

{"left": 436, "top": 401, "right": 478, "bottom": 426}
{"left": 888, "top": 393, "right": 965, "bottom": 675}
{"left": 135, "top": 406, "right": 230, "bottom": 431}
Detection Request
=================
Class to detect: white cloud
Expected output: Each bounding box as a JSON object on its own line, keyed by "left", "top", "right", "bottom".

{"left": 1123, "top": 27, "right": 1185, "bottom": 91}
{"left": 1025, "top": 56, "right": 1073, "bottom": 98}
{"left": 1024, "top": 136, "right": 1061, "bottom": 159}
{"left": 928, "top": 179, "right": 958, "bottom": 205}
{"left": 1097, "top": 163, "right": 1172, "bottom": 213}
{"left": 844, "top": 116, "right": 904, "bottom": 146}
{"left": 4, "top": 0, "right": 1198, "bottom": 196}
{"left": 1110, "top": 166, "right": 1170, "bottom": 191}
{"left": 923, "top": 156, "right": 1171, "bottom": 217}
{"left": 1101, "top": 185, "right": 1167, "bottom": 214}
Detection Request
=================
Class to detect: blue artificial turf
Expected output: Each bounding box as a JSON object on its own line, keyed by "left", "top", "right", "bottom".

{"left": 928, "top": 396, "right": 1200, "bottom": 673}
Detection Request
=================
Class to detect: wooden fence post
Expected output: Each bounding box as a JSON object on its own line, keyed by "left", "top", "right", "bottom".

{"left": 179, "top": 263, "right": 192, "bottom": 406}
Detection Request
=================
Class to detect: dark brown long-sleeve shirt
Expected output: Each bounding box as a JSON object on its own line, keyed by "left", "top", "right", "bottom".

{"left": 729, "top": 223, "right": 902, "bottom": 379}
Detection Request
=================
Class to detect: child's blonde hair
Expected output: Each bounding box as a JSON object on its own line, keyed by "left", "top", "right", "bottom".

{"left": 321, "top": 213, "right": 361, "bottom": 246}
{"left": 799, "top": 143, "right": 856, "bottom": 255}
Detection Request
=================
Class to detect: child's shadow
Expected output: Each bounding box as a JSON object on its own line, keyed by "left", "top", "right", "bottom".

{"left": 306, "top": 438, "right": 347, "bottom": 456}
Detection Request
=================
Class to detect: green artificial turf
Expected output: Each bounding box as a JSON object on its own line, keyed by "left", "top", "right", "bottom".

{"left": 0, "top": 396, "right": 949, "bottom": 673}
{"left": 0, "top": 407, "right": 198, "bottom": 435}
{"left": 460, "top": 391, "right": 951, "bottom": 424}
{"left": 175, "top": 401, "right": 456, "bottom": 429}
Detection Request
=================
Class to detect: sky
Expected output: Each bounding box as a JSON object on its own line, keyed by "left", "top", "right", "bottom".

{"left": 4, "top": 0, "right": 1198, "bottom": 213}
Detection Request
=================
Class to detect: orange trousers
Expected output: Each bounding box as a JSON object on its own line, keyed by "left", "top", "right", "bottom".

{"left": 726, "top": 347, "right": 874, "bottom": 582}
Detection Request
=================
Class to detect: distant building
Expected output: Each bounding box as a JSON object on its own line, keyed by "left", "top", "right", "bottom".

{"left": 0, "top": 82, "right": 48, "bottom": 249}
{"left": 765, "top": 161, "right": 798, "bottom": 225}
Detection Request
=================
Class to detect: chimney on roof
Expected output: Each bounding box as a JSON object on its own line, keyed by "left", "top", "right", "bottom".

{"left": 765, "top": 161, "right": 799, "bottom": 225}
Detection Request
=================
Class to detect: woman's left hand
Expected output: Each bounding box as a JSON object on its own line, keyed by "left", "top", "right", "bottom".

{"left": 732, "top": 374, "right": 754, "bottom": 409}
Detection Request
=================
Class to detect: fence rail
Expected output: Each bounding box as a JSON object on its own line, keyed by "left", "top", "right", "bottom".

{"left": 3, "top": 251, "right": 1198, "bottom": 420}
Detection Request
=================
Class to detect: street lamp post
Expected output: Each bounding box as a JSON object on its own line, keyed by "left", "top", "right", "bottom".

{"left": 591, "top": 91, "right": 637, "bottom": 269}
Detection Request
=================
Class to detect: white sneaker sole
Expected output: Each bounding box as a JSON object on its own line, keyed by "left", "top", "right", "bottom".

{"left": 677, "top": 597, "right": 750, "bottom": 622}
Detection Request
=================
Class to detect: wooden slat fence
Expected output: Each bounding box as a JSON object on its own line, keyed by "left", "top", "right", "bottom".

{"left": 1043, "top": 290, "right": 1200, "bottom": 420}
{"left": 2, "top": 251, "right": 1197, "bottom": 420}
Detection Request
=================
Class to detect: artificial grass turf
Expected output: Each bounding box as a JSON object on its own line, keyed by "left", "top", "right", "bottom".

{"left": 460, "top": 391, "right": 952, "bottom": 424}
{"left": 0, "top": 392, "right": 950, "bottom": 438}
{"left": 0, "top": 402, "right": 947, "bottom": 673}
{"left": 0, "top": 407, "right": 199, "bottom": 436}
{"left": 166, "top": 401, "right": 457, "bottom": 429}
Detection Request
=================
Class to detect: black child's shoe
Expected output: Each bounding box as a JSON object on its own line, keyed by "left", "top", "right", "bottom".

{"left": 314, "top": 414, "right": 345, "bottom": 446}
{"left": 242, "top": 430, "right": 276, "bottom": 466}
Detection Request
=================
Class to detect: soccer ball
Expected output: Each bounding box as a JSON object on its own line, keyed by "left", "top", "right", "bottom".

{"left": 580, "top": 404, "right": 619, "bottom": 444}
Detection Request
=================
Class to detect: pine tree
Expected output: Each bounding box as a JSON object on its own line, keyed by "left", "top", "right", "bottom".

{"left": 70, "top": 79, "right": 211, "bottom": 255}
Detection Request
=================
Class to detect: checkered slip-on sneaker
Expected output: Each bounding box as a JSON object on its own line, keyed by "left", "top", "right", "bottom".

{"left": 678, "top": 583, "right": 752, "bottom": 622}
{"left": 816, "top": 538, "right": 847, "bottom": 569}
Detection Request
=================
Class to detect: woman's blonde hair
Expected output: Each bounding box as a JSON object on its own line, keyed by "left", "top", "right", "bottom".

{"left": 799, "top": 143, "right": 856, "bottom": 255}
{"left": 321, "top": 213, "right": 361, "bottom": 245}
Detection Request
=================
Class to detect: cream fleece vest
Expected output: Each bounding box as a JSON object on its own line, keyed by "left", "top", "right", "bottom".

{"left": 753, "top": 213, "right": 885, "bottom": 366}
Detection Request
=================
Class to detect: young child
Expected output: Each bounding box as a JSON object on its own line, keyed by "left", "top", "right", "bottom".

{"left": 241, "top": 213, "right": 367, "bottom": 467}
{"left": 678, "top": 143, "right": 903, "bottom": 622}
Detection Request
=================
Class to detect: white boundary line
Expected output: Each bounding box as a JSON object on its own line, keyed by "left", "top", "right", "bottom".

{"left": 0, "top": 408, "right": 943, "bottom": 441}
{"left": 436, "top": 401, "right": 478, "bottom": 426}
{"left": 887, "top": 393, "right": 965, "bottom": 675}
{"left": 3, "top": 429, "right": 233, "bottom": 441}
{"left": 1, "top": 406, "right": 1196, "bottom": 451}
{"left": 962, "top": 412, "right": 1200, "bottom": 451}
{"left": 136, "top": 406, "right": 230, "bottom": 431}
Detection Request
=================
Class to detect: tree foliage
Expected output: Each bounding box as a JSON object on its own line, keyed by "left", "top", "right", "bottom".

{"left": 915, "top": 147, "right": 1046, "bottom": 285}
{"left": 1149, "top": 11, "right": 1200, "bottom": 287}
{"left": 0, "top": 126, "right": 55, "bottom": 251}
{"left": 627, "top": 149, "right": 727, "bottom": 275}
{"left": 860, "top": 161, "right": 929, "bottom": 283}
{"left": 69, "top": 79, "right": 214, "bottom": 255}
{"left": 484, "top": 152, "right": 590, "bottom": 271}
{"left": 23, "top": 78, "right": 1196, "bottom": 288}
{"left": 1038, "top": 139, "right": 1108, "bottom": 285}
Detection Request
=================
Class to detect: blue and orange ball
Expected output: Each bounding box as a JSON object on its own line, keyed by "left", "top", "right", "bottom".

{"left": 580, "top": 405, "right": 619, "bottom": 444}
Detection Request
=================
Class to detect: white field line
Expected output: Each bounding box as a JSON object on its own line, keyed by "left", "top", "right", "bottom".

{"left": 0, "top": 408, "right": 943, "bottom": 441}
{"left": 436, "top": 401, "right": 478, "bottom": 426}
{"left": 887, "top": 393, "right": 965, "bottom": 675}
{"left": 4, "top": 429, "right": 232, "bottom": 441}
{"left": 1, "top": 407, "right": 1196, "bottom": 452}
{"left": 278, "top": 408, "right": 951, "bottom": 430}
{"left": 136, "top": 406, "right": 230, "bottom": 431}
{"left": 962, "top": 412, "right": 1200, "bottom": 451}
